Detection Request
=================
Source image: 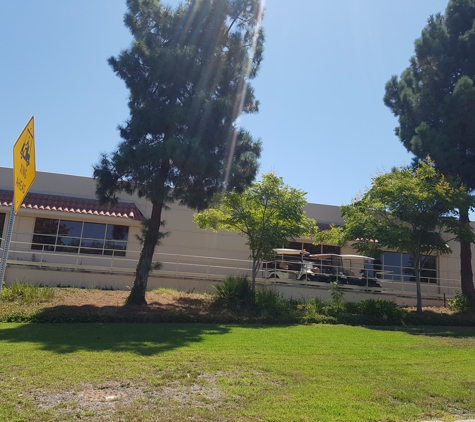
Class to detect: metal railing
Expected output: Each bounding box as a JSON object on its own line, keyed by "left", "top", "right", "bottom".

{"left": 0, "top": 237, "right": 464, "bottom": 301}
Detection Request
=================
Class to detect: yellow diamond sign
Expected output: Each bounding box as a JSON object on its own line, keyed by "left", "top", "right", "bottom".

{"left": 13, "top": 116, "right": 36, "bottom": 214}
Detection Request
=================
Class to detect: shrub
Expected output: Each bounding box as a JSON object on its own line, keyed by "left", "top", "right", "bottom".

{"left": 254, "top": 288, "right": 295, "bottom": 321}
{"left": 213, "top": 276, "right": 253, "bottom": 309}
{"left": 329, "top": 282, "right": 345, "bottom": 313}
{"left": 357, "top": 298, "right": 405, "bottom": 324}
{"left": 300, "top": 297, "right": 329, "bottom": 323}
{"left": 1, "top": 282, "right": 55, "bottom": 303}
{"left": 448, "top": 292, "right": 470, "bottom": 311}
{"left": 343, "top": 301, "right": 360, "bottom": 314}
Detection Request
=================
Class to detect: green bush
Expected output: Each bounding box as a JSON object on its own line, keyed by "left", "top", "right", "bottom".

{"left": 448, "top": 292, "right": 470, "bottom": 311}
{"left": 343, "top": 301, "right": 360, "bottom": 314}
{"left": 300, "top": 297, "right": 329, "bottom": 323}
{"left": 329, "top": 281, "right": 345, "bottom": 313}
{"left": 298, "top": 296, "right": 406, "bottom": 325}
{"left": 1, "top": 282, "right": 55, "bottom": 303}
{"left": 254, "top": 288, "right": 295, "bottom": 321}
{"left": 357, "top": 298, "right": 405, "bottom": 324}
{"left": 213, "top": 276, "right": 253, "bottom": 309}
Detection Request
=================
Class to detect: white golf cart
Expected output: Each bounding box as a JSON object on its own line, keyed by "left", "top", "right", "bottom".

{"left": 266, "top": 248, "right": 317, "bottom": 281}
{"left": 309, "top": 253, "right": 382, "bottom": 287}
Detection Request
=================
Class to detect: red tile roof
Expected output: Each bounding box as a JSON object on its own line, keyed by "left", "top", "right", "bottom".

{"left": 0, "top": 189, "right": 146, "bottom": 221}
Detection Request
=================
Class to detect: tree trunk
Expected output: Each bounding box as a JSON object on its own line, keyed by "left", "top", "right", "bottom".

{"left": 414, "top": 256, "right": 423, "bottom": 314}
{"left": 251, "top": 258, "right": 259, "bottom": 299}
{"left": 459, "top": 209, "right": 475, "bottom": 306}
{"left": 126, "top": 201, "right": 164, "bottom": 306}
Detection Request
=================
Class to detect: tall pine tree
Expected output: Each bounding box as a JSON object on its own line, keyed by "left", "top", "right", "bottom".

{"left": 384, "top": 0, "right": 475, "bottom": 304}
{"left": 94, "top": 0, "right": 265, "bottom": 305}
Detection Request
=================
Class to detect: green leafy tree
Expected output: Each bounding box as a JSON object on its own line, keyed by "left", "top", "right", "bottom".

{"left": 194, "top": 173, "right": 318, "bottom": 295}
{"left": 94, "top": 0, "right": 265, "bottom": 305}
{"left": 384, "top": 0, "right": 475, "bottom": 303}
{"left": 315, "top": 161, "right": 470, "bottom": 313}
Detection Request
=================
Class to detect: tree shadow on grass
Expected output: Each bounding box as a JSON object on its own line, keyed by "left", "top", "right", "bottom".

{"left": 373, "top": 325, "right": 475, "bottom": 338}
{"left": 403, "top": 326, "right": 475, "bottom": 338}
{"left": 366, "top": 308, "right": 475, "bottom": 338}
{"left": 0, "top": 304, "right": 231, "bottom": 356}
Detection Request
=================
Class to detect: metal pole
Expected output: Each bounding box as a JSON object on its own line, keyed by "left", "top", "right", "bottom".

{"left": 0, "top": 203, "right": 16, "bottom": 296}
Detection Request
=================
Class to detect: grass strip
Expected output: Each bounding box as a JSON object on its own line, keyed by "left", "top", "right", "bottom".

{"left": 0, "top": 323, "right": 474, "bottom": 421}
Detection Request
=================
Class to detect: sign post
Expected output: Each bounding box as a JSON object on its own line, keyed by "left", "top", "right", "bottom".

{"left": 0, "top": 117, "right": 36, "bottom": 295}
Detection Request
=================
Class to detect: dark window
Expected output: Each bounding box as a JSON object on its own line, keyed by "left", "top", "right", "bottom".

{"left": 56, "top": 236, "right": 80, "bottom": 253}
{"left": 322, "top": 244, "right": 340, "bottom": 255}
{"left": 82, "top": 222, "right": 105, "bottom": 239}
{"left": 288, "top": 242, "right": 341, "bottom": 255}
{"left": 33, "top": 218, "right": 59, "bottom": 235}
{"left": 0, "top": 213, "right": 6, "bottom": 247}
{"left": 106, "top": 224, "right": 128, "bottom": 241}
{"left": 31, "top": 218, "right": 129, "bottom": 256}
{"left": 58, "top": 220, "right": 83, "bottom": 237}
{"left": 381, "top": 252, "right": 437, "bottom": 283}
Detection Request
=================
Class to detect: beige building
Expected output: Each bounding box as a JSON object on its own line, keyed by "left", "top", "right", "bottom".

{"left": 0, "top": 167, "right": 467, "bottom": 306}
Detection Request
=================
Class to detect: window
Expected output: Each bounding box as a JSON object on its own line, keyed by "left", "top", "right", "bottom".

{"left": 377, "top": 252, "right": 437, "bottom": 283}
{"left": 0, "top": 213, "right": 5, "bottom": 247}
{"left": 288, "top": 242, "right": 341, "bottom": 255}
{"left": 32, "top": 218, "right": 129, "bottom": 256}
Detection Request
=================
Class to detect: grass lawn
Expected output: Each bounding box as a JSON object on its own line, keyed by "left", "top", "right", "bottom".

{"left": 0, "top": 323, "right": 474, "bottom": 421}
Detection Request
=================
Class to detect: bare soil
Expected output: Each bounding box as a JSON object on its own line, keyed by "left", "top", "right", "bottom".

{"left": 41, "top": 288, "right": 219, "bottom": 319}
{"left": 57, "top": 289, "right": 213, "bottom": 312}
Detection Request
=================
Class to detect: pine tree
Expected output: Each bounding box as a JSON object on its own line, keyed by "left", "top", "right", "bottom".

{"left": 94, "top": 0, "right": 265, "bottom": 305}
{"left": 384, "top": 0, "right": 475, "bottom": 304}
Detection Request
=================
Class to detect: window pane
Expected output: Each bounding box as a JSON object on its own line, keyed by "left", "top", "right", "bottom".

{"left": 104, "top": 247, "right": 126, "bottom": 257}
{"left": 58, "top": 220, "right": 83, "bottom": 236}
{"left": 80, "top": 239, "right": 104, "bottom": 255}
{"left": 106, "top": 225, "right": 129, "bottom": 241}
{"left": 287, "top": 241, "right": 302, "bottom": 250}
{"left": 302, "top": 242, "right": 321, "bottom": 254}
{"left": 57, "top": 236, "right": 80, "bottom": 246}
{"left": 80, "top": 248, "right": 103, "bottom": 255}
{"left": 34, "top": 218, "right": 58, "bottom": 235}
{"left": 105, "top": 240, "right": 127, "bottom": 252}
{"left": 56, "top": 245, "right": 79, "bottom": 253}
{"left": 32, "top": 234, "right": 56, "bottom": 251}
{"left": 382, "top": 252, "right": 402, "bottom": 281}
{"left": 82, "top": 222, "right": 105, "bottom": 239}
{"left": 423, "top": 256, "right": 437, "bottom": 270}
{"left": 0, "top": 213, "right": 5, "bottom": 246}
{"left": 322, "top": 245, "right": 340, "bottom": 254}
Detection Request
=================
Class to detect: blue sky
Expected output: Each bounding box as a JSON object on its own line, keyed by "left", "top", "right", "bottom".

{"left": 0, "top": 0, "right": 449, "bottom": 207}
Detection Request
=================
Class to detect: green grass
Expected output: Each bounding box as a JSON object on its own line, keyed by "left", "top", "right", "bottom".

{"left": 1, "top": 282, "right": 55, "bottom": 303}
{"left": 0, "top": 323, "right": 474, "bottom": 421}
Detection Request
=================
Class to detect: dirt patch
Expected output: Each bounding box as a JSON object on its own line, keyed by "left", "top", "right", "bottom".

{"left": 25, "top": 374, "right": 228, "bottom": 421}
{"left": 52, "top": 289, "right": 212, "bottom": 312}
{"left": 38, "top": 288, "right": 220, "bottom": 320}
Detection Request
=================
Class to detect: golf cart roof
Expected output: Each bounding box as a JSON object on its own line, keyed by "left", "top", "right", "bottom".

{"left": 309, "top": 254, "right": 340, "bottom": 259}
{"left": 273, "top": 248, "right": 305, "bottom": 255}
{"left": 309, "top": 253, "right": 374, "bottom": 261}
{"left": 340, "top": 254, "right": 374, "bottom": 261}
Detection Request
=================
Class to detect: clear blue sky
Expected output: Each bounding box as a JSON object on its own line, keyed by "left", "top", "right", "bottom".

{"left": 0, "top": 0, "right": 449, "bottom": 207}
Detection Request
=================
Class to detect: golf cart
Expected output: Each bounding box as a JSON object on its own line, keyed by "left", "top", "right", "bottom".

{"left": 309, "top": 253, "right": 382, "bottom": 287}
{"left": 266, "top": 248, "right": 317, "bottom": 281}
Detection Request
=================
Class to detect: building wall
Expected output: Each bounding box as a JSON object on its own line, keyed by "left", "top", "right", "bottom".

{"left": 0, "top": 167, "right": 473, "bottom": 301}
